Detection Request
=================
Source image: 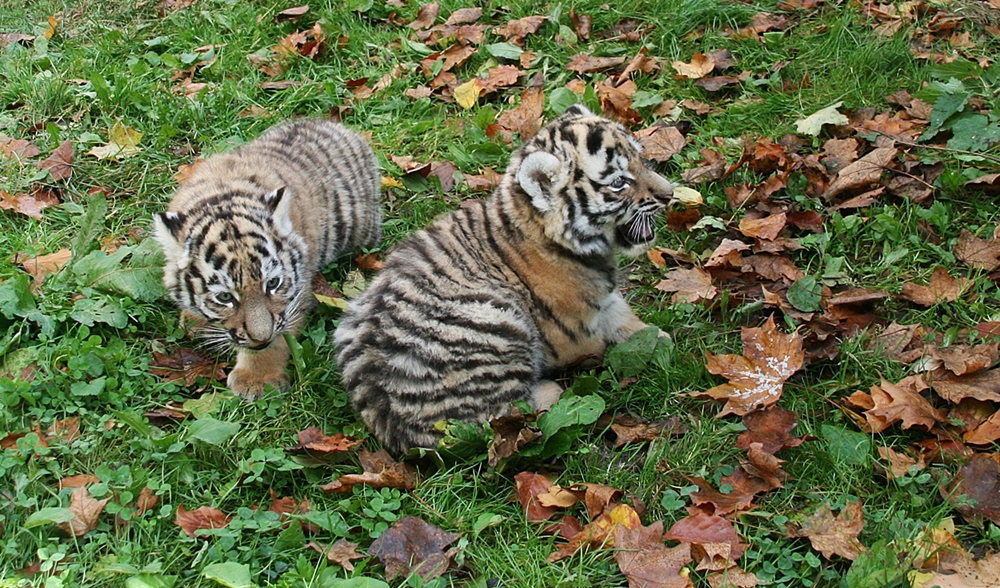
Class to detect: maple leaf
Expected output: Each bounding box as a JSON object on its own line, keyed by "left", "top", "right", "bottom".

{"left": 742, "top": 443, "right": 787, "bottom": 489}
{"left": 794, "top": 102, "right": 849, "bottom": 136}
{"left": 545, "top": 514, "right": 584, "bottom": 539}
{"left": 739, "top": 212, "right": 787, "bottom": 241}
{"left": 285, "top": 426, "right": 363, "bottom": 454}
{"left": 86, "top": 121, "right": 143, "bottom": 160}
{"left": 954, "top": 229, "right": 1000, "bottom": 271}
{"left": 614, "top": 521, "right": 694, "bottom": 588}
{"left": 664, "top": 512, "right": 748, "bottom": 566}
{"left": 633, "top": 124, "right": 686, "bottom": 162}
{"left": 493, "top": 15, "right": 547, "bottom": 45}
{"left": 33, "top": 139, "right": 74, "bottom": 181}
{"left": 566, "top": 54, "right": 627, "bottom": 74}
{"left": 174, "top": 504, "right": 233, "bottom": 538}
{"left": 924, "top": 552, "right": 1000, "bottom": 588}
{"left": 877, "top": 446, "right": 925, "bottom": 480}
{"left": 514, "top": 471, "right": 558, "bottom": 521}
{"left": 736, "top": 407, "right": 808, "bottom": 454}
{"left": 548, "top": 504, "right": 642, "bottom": 562}
{"left": 965, "top": 410, "right": 1000, "bottom": 445}
{"left": 595, "top": 78, "right": 641, "bottom": 125}
{"left": 821, "top": 146, "right": 897, "bottom": 200}
{"left": 684, "top": 471, "right": 766, "bottom": 516}
{"left": 0, "top": 134, "right": 40, "bottom": 159}
{"left": 569, "top": 7, "right": 592, "bottom": 40}
{"left": 793, "top": 500, "right": 866, "bottom": 560}
{"left": 135, "top": 486, "right": 160, "bottom": 516}
{"left": 656, "top": 267, "right": 717, "bottom": 304}
{"left": 672, "top": 52, "right": 715, "bottom": 79}
{"left": 928, "top": 343, "right": 999, "bottom": 377}
{"left": 706, "top": 567, "right": 761, "bottom": 588}
{"left": 681, "top": 149, "right": 727, "bottom": 184}
{"left": 496, "top": 86, "right": 544, "bottom": 140}
{"left": 846, "top": 375, "right": 944, "bottom": 433}
{"left": 320, "top": 449, "right": 417, "bottom": 493}
{"left": 705, "top": 239, "right": 751, "bottom": 268}
{"left": 369, "top": 516, "right": 461, "bottom": 580}
{"left": 899, "top": 267, "right": 973, "bottom": 307}
{"left": 57, "top": 486, "right": 109, "bottom": 537}
{"left": 599, "top": 414, "right": 686, "bottom": 448}
{"left": 307, "top": 539, "right": 366, "bottom": 571}
{"left": 0, "top": 188, "right": 61, "bottom": 220}
{"left": 944, "top": 455, "right": 1000, "bottom": 526}
{"left": 692, "top": 315, "right": 804, "bottom": 417}
{"left": 464, "top": 167, "right": 501, "bottom": 192}
{"left": 149, "top": 347, "right": 228, "bottom": 387}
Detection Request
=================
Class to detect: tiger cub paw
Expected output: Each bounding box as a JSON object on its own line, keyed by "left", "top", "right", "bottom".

{"left": 530, "top": 380, "right": 564, "bottom": 413}
{"left": 227, "top": 368, "right": 289, "bottom": 400}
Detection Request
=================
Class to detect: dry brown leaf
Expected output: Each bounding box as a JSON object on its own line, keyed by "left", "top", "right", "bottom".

{"left": 736, "top": 407, "right": 807, "bottom": 454}
{"left": 850, "top": 375, "right": 944, "bottom": 433}
{"left": 878, "top": 446, "right": 924, "bottom": 480}
{"left": 743, "top": 443, "right": 787, "bottom": 489}
{"left": 320, "top": 449, "right": 417, "bottom": 493}
{"left": 174, "top": 504, "right": 232, "bottom": 538}
{"left": 656, "top": 267, "right": 717, "bottom": 304}
{"left": 59, "top": 474, "right": 99, "bottom": 489}
{"left": 569, "top": 7, "right": 592, "bottom": 41}
{"left": 822, "top": 146, "right": 897, "bottom": 200}
{"left": 46, "top": 417, "right": 80, "bottom": 444}
{"left": 707, "top": 567, "right": 760, "bottom": 588}
{"left": 135, "top": 486, "right": 160, "bottom": 516}
{"left": 0, "top": 188, "right": 61, "bottom": 220}
{"left": 793, "top": 500, "right": 866, "bottom": 560}
{"left": 275, "top": 5, "right": 308, "bottom": 22}
{"left": 496, "top": 87, "right": 544, "bottom": 139}
{"left": 672, "top": 52, "right": 715, "bottom": 79}
{"left": 409, "top": 3, "right": 440, "bottom": 30}
{"left": 705, "top": 239, "right": 750, "bottom": 268}
{"left": 928, "top": 344, "right": 999, "bottom": 377}
{"left": 444, "top": 7, "right": 481, "bottom": 26}
{"left": 685, "top": 469, "right": 771, "bottom": 516}
{"left": 633, "top": 125, "right": 686, "bottom": 162}
{"left": 464, "top": 167, "right": 501, "bottom": 192}
{"left": 595, "top": 78, "right": 641, "bottom": 126}
{"left": 548, "top": 504, "right": 642, "bottom": 562}
{"left": 493, "top": 15, "right": 547, "bottom": 45}
{"left": 33, "top": 140, "right": 74, "bottom": 181}
{"left": 954, "top": 229, "right": 1000, "bottom": 271}
{"left": 944, "top": 455, "right": 1000, "bottom": 526}
{"left": 899, "top": 267, "right": 973, "bottom": 307}
{"left": 149, "top": 347, "right": 228, "bottom": 387}
{"left": 477, "top": 64, "right": 523, "bottom": 92}
{"left": 691, "top": 315, "right": 805, "bottom": 417}
{"left": 0, "top": 135, "right": 40, "bottom": 159}
{"left": 514, "top": 471, "right": 558, "bottom": 521}
{"left": 924, "top": 552, "right": 1000, "bottom": 588}
{"left": 739, "top": 213, "right": 787, "bottom": 241}
{"left": 20, "top": 248, "right": 72, "bottom": 291}
{"left": 285, "top": 426, "right": 363, "bottom": 454}
{"left": 57, "top": 486, "right": 109, "bottom": 537}
{"left": 307, "top": 539, "right": 366, "bottom": 571}
{"left": 965, "top": 410, "right": 1000, "bottom": 445}
{"left": 665, "top": 512, "right": 747, "bottom": 568}
{"left": 681, "top": 149, "right": 727, "bottom": 184}
{"left": 600, "top": 414, "right": 686, "bottom": 448}
{"left": 615, "top": 521, "right": 694, "bottom": 588}
{"left": 369, "top": 516, "right": 461, "bottom": 580}
{"left": 487, "top": 408, "right": 542, "bottom": 467}
{"left": 566, "top": 54, "right": 627, "bottom": 74}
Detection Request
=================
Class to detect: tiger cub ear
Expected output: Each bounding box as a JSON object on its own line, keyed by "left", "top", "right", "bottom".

{"left": 516, "top": 151, "right": 563, "bottom": 213}
{"left": 561, "top": 104, "right": 595, "bottom": 118}
{"left": 152, "top": 212, "right": 190, "bottom": 269}
{"left": 264, "top": 186, "right": 295, "bottom": 237}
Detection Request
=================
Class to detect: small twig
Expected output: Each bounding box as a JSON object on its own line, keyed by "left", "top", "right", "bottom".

{"left": 410, "top": 491, "right": 447, "bottom": 521}
{"left": 870, "top": 130, "right": 1000, "bottom": 166}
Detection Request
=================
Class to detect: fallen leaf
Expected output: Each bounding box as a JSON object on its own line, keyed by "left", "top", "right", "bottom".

{"left": 46, "top": 417, "right": 80, "bottom": 444}
{"left": 595, "top": 78, "right": 641, "bottom": 125}
{"left": 685, "top": 469, "right": 770, "bottom": 515}
{"left": 566, "top": 54, "right": 628, "bottom": 74}
{"left": 736, "top": 407, "right": 807, "bottom": 454}
{"left": 514, "top": 471, "right": 558, "bottom": 521}
{"left": 966, "top": 410, "right": 1000, "bottom": 445}
{"left": 548, "top": 504, "right": 642, "bottom": 562}
{"left": 409, "top": 3, "right": 440, "bottom": 30}
{"left": 899, "top": 267, "right": 973, "bottom": 307}
{"left": 86, "top": 121, "right": 143, "bottom": 160}
{"left": 275, "top": 5, "right": 309, "bottom": 22}
{"left": 149, "top": 347, "right": 228, "bottom": 387}
{"left": 285, "top": 426, "right": 363, "bottom": 454}
{"left": 924, "top": 552, "right": 1000, "bottom": 588}
{"left": 707, "top": 567, "right": 760, "bottom": 588}
{"left": 545, "top": 515, "right": 585, "bottom": 539}
{"left": 0, "top": 188, "right": 61, "bottom": 220}
{"left": 369, "top": 516, "right": 461, "bottom": 580}
{"left": 692, "top": 316, "right": 805, "bottom": 417}
{"left": 600, "top": 414, "right": 686, "bottom": 448}
{"left": 454, "top": 78, "right": 482, "bottom": 109}
{"left": 59, "top": 474, "right": 99, "bottom": 489}
{"left": 794, "top": 102, "right": 849, "bottom": 136}
{"left": 878, "top": 446, "right": 924, "bottom": 480}
{"left": 944, "top": 455, "right": 1000, "bottom": 526}
{"left": 739, "top": 213, "right": 787, "bottom": 241}
{"left": 615, "top": 521, "right": 694, "bottom": 588}
{"left": 464, "top": 167, "right": 501, "bottom": 192}
{"left": 135, "top": 486, "right": 160, "bottom": 516}
{"left": 681, "top": 149, "right": 727, "bottom": 184}
{"left": 20, "top": 248, "right": 72, "bottom": 291}
{"left": 656, "top": 267, "right": 717, "bottom": 304}
{"left": 57, "top": 486, "right": 109, "bottom": 537}
{"left": 847, "top": 375, "right": 944, "bottom": 433}
{"left": 0, "top": 134, "right": 40, "bottom": 159}
{"left": 705, "top": 239, "right": 751, "bottom": 268}
{"left": 497, "top": 86, "right": 544, "bottom": 139}
{"left": 822, "top": 147, "right": 898, "bottom": 200}
{"left": 672, "top": 52, "right": 715, "bottom": 79}
{"left": 307, "top": 539, "right": 365, "bottom": 571}
{"left": 743, "top": 443, "right": 788, "bottom": 489}
{"left": 444, "top": 6, "right": 481, "bottom": 25}
{"left": 954, "top": 229, "right": 1000, "bottom": 271}
{"left": 174, "top": 504, "right": 232, "bottom": 538}
{"left": 33, "top": 140, "right": 74, "bottom": 181}
{"left": 493, "top": 15, "right": 547, "bottom": 45}
{"left": 928, "top": 344, "right": 999, "bottom": 377}
{"left": 633, "top": 125, "right": 686, "bottom": 162}
{"left": 320, "top": 449, "right": 417, "bottom": 493}
{"left": 487, "top": 408, "right": 542, "bottom": 467}
{"left": 793, "top": 500, "right": 866, "bottom": 560}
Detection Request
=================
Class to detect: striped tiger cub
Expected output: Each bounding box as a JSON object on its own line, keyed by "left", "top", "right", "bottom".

{"left": 334, "top": 105, "right": 674, "bottom": 452}
{"left": 154, "top": 119, "right": 381, "bottom": 398}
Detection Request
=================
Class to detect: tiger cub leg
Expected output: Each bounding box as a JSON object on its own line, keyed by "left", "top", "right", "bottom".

{"left": 227, "top": 336, "right": 291, "bottom": 399}
{"left": 530, "top": 379, "right": 564, "bottom": 413}
{"left": 597, "top": 291, "right": 669, "bottom": 343}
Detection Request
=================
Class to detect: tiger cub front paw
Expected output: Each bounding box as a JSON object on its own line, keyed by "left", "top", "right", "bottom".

{"left": 227, "top": 367, "right": 289, "bottom": 399}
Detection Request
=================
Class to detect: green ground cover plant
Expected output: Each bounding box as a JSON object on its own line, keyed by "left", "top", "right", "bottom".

{"left": 1, "top": 0, "right": 999, "bottom": 586}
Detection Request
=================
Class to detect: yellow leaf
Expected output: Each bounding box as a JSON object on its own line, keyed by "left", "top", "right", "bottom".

{"left": 86, "top": 122, "right": 143, "bottom": 160}
{"left": 108, "top": 121, "right": 143, "bottom": 148}
{"left": 672, "top": 186, "right": 703, "bottom": 207}
{"left": 381, "top": 176, "right": 403, "bottom": 188}
{"left": 313, "top": 293, "right": 349, "bottom": 311}
{"left": 454, "top": 79, "right": 482, "bottom": 110}
{"left": 45, "top": 15, "right": 58, "bottom": 40}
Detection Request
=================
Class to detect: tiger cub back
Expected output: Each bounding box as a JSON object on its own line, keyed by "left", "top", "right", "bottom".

{"left": 154, "top": 119, "right": 381, "bottom": 398}
{"left": 334, "top": 106, "right": 674, "bottom": 452}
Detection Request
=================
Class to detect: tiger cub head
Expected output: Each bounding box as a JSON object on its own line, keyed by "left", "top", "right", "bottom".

{"left": 153, "top": 187, "right": 308, "bottom": 352}
{"left": 510, "top": 104, "right": 674, "bottom": 257}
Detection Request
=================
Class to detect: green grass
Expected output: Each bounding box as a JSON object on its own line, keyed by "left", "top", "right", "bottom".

{"left": 2, "top": 0, "right": 1000, "bottom": 586}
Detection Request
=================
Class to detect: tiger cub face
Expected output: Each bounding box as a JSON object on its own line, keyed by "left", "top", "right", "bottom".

{"left": 513, "top": 104, "right": 674, "bottom": 258}
{"left": 154, "top": 186, "right": 308, "bottom": 352}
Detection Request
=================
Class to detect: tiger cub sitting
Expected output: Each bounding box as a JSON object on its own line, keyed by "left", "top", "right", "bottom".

{"left": 334, "top": 105, "right": 674, "bottom": 452}
{"left": 154, "top": 119, "right": 382, "bottom": 398}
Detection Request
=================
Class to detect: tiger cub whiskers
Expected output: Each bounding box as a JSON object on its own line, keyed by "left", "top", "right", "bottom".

{"left": 154, "top": 119, "right": 382, "bottom": 398}
{"left": 335, "top": 105, "right": 674, "bottom": 452}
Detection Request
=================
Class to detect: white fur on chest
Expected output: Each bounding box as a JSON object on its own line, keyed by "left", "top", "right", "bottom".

{"left": 589, "top": 291, "right": 642, "bottom": 343}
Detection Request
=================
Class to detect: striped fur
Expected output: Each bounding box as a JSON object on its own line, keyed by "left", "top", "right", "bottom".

{"left": 334, "top": 106, "right": 674, "bottom": 452}
{"left": 154, "top": 119, "right": 381, "bottom": 397}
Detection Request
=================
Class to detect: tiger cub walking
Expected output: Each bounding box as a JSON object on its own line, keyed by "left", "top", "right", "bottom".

{"left": 334, "top": 106, "right": 674, "bottom": 452}
{"left": 154, "top": 119, "right": 381, "bottom": 398}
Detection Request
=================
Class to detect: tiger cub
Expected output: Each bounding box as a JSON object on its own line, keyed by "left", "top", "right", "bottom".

{"left": 334, "top": 105, "right": 674, "bottom": 452}
{"left": 154, "top": 119, "right": 381, "bottom": 398}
